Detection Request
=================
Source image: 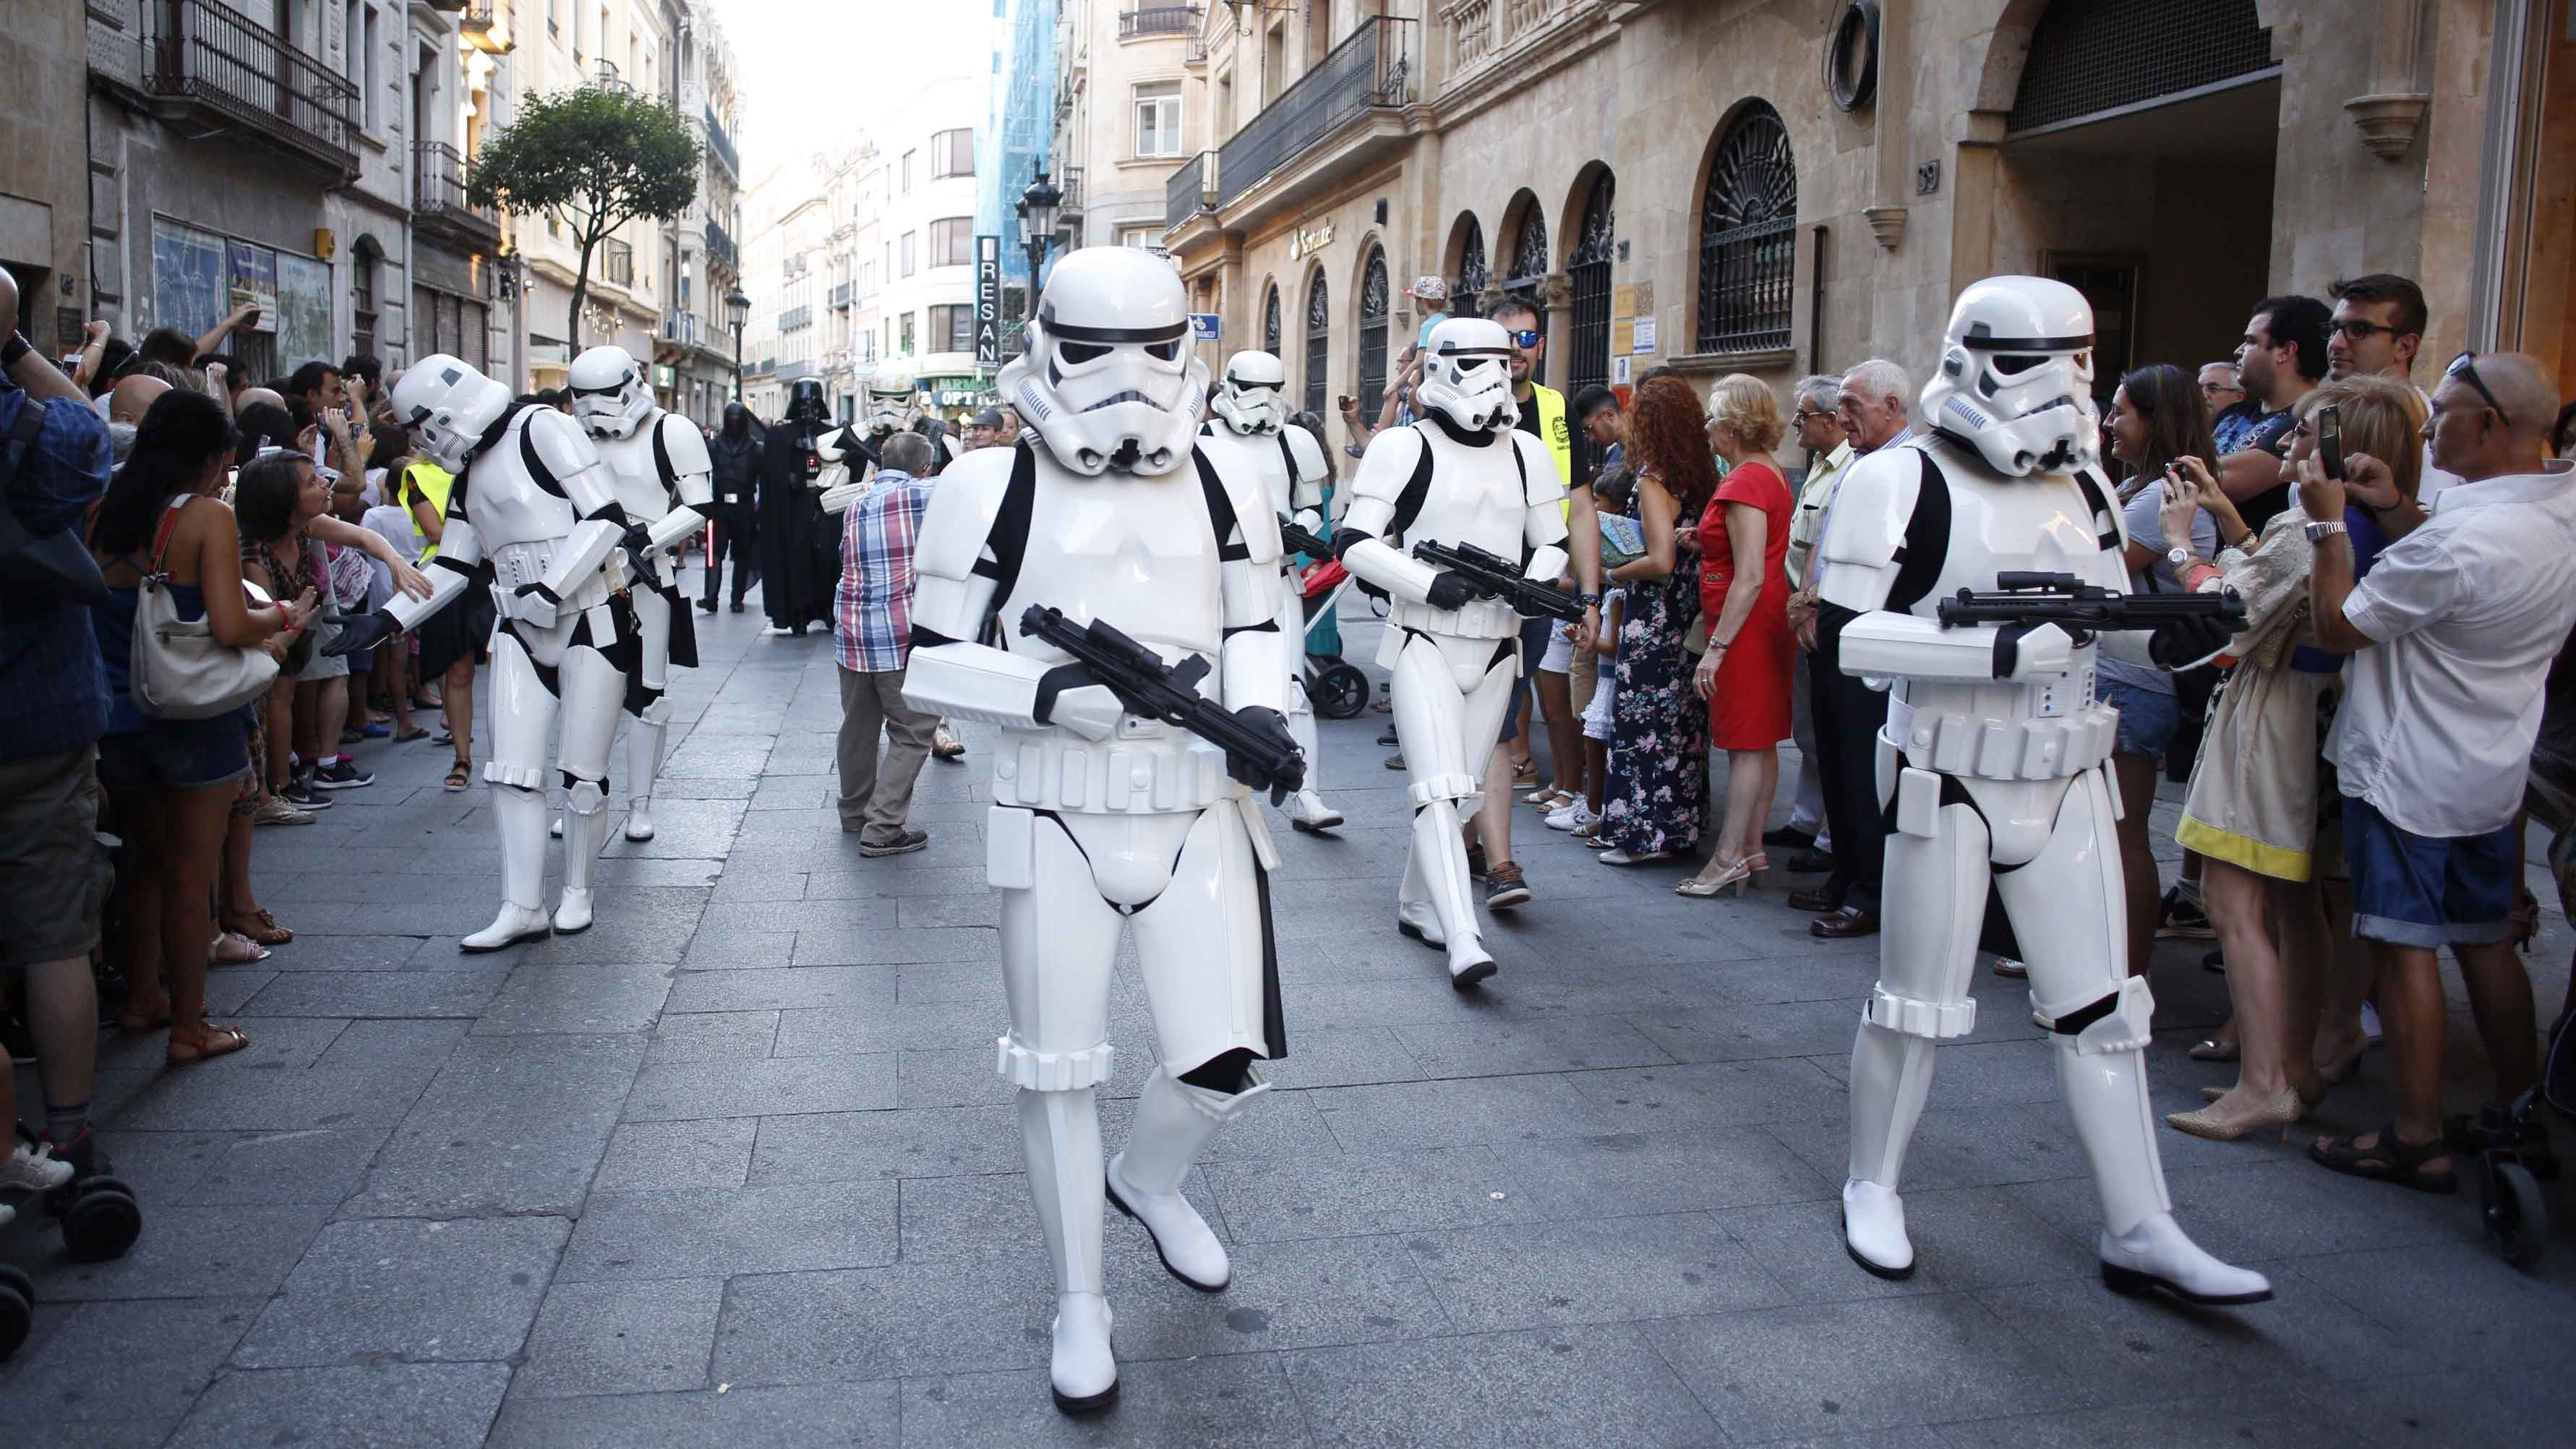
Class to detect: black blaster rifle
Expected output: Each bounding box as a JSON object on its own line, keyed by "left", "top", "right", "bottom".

{"left": 1408, "top": 539, "right": 1586, "bottom": 624}
{"left": 1935, "top": 572, "right": 2248, "bottom": 644}
{"left": 1278, "top": 514, "right": 1335, "bottom": 561}
{"left": 1017, "top": 605, "right": 1306, "bottom": 800}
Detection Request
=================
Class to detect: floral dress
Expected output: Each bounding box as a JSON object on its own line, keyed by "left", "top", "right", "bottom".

{"left": 1599, "top": 482, "right": 1709, "bottom": 856}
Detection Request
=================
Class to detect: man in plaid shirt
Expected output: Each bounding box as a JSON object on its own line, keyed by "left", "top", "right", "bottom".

{"left": 834, "top": 432, "right": 945, "bottom": 855}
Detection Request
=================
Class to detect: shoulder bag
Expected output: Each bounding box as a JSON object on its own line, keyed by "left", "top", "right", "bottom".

{"left": 130, "top": 495, "right": 281, "bottom": 719}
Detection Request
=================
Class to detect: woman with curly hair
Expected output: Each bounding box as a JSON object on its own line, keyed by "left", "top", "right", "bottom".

{"left": 1680, "top": 375, "right": 1795, "bottom": 895}
{"left": 1596, "top": 375, "right": 1713, "bottom": 865}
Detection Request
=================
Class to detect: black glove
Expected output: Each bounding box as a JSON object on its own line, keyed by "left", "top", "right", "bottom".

{"left": 1424, "top": 570, "right": 1476, "bottom": 612}
{"left": 322, "top": 607, "right": 398, "bottom": 658}
{"left": 620, "top": 521, "right": 664, "bottom": 586}
{"left": 2148, "top": 612, "right": 2230, "bottom": 668}
{"left": 1225, "top": 704, "right": 1305, "bottom": 802}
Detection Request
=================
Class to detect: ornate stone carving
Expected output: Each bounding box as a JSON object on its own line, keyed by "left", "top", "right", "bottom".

{"left": 2344, "top": 93, "right": 2429, "bottom": 161}
{"left": 1864, "top": 205, "right": 1908, "bottom": 249}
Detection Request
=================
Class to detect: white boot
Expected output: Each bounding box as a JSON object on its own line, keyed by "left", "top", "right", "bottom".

{"left": 2099, "top": 1212, "right": 2272, "bottom": 1304}
{"left": 552, "top": 887, "right": 596, "bottom": 936}
{"left": 462, "top": 902, "right": 553, "bottom": 952}
{"left": 1105, "top": 1068, "right": 1267, "bottom": 1291}
{"left": 1285, "top": 789, "right": 1343, "bottom": 834}
{"left": 1408, "top": 801, "right": 1493, "bottom": 987}
{"left": 464, "top": 783, "right": 553, "bottom": 952}
{"left": 1048, "top": 1291, "right": 1116, "bottom": 1414}
{"left": 555, "top": 774, "right": 613, "bottom": 935}
{"left": 1841, "top": 1179, "right": 1914, "bottom": 1279}
{"left": 1396, "top": 897, "right": 1445, "bottom": 949}
{"left": 624, "top": 711, "right": 666, "bottom": 841}
{"left": 624, "top": 800, "right": 657, "bottom": 842}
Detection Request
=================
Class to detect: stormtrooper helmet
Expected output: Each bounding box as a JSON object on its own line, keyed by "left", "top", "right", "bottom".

{"left": 999, "top": 245, "right": 1205, "bottom": 476}
{"left": 787, "top": 378, "right": 830, "bottom": 426}
{"left": 390, "top": 354, "right": 514, "bottom": 473}
{"left": 1414, "top": 317, "right": 1519, "bottom": 433}
{"left": 1210, "top": 350, "right": 1290, "bottom": 437}
{"left": 865, "top": 362, "right": 921, "bottom": 433}
{"left": 1922, "top": 276, "right": 2100, "bottom": 476}
{"left": 567, "top": 345, "right": 654, "bottom": 440}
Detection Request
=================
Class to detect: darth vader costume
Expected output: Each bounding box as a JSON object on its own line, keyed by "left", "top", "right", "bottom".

{"left": 753, "top": 380, "right": 848, "bottom": 635}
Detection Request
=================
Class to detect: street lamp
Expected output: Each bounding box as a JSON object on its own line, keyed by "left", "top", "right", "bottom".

{"left": 725, "top": 283, "right": 750, "bottom": 401}
{"left": 1018, "top": 166, "right": 1064, "bottom": 298}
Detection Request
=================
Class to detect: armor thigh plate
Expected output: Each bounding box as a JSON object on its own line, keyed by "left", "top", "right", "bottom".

{"left": 990, "top": 727, "right": 1233, "bottom": 814}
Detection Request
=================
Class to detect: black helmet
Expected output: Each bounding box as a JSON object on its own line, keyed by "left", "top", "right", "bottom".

{"left": 787, "top": 379, "right": 829, "bottom": 424}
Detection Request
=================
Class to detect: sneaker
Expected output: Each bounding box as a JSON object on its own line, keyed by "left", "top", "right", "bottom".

{"left": 252, "top": 798, "right": 317, "bottom": 827}
{"left": 282, "top": 776, "right": 333, "bottom": 810}
{"left": 1384, "top": 753, "right": 1406, "bottom": 771}
{"left": 859, "top": 828, "right": 931, "bottom": 858}
{"left": 2157, "top": 886, "right": 2215, "bottom": 939}
{"left": 1990, "top": 955, "right": 2028, "bottom": 978}
{"left": 930, "top": 724, "right": 966, "bottom": 761}
{"left": 312, "top": 758, "right": 374, "bottom": 790}
{"left": 3, "top": 1140, "right": 75, "bottom": 1194}
{"left": 1546, "top": 802, "right": 1600, "bottom": 832}
{"left": 1484, "top": 862, "right": 1531, "bottom": 910}
{"left": 1377, "top": 729, "right": 1398, "bottom": 747}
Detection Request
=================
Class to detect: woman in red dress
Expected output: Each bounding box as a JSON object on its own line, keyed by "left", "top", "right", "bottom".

{"left": 1679, "top": 374, "right": 1796, "bottom": 897}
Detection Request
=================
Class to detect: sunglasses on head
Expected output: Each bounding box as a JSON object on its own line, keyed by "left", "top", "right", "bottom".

{"left": 2446, "top": 351, "right": 2512, "bottom": 425}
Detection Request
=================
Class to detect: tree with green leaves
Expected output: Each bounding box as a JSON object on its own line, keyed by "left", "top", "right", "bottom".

{"left": 469, "top": 85, "right": 701, "bottom": 349}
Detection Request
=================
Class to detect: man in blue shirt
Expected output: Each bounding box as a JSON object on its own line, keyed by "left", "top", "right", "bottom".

{"left": 0, "top": 278, "right": 116, "bottom": 1178}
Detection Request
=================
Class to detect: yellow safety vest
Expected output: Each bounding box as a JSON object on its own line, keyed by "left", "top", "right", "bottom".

{"left": 1521, "top": 382, "right": 1572, "bottom": 516}
{"left": 401, "top": 460, "right": 454, "bottom": 561}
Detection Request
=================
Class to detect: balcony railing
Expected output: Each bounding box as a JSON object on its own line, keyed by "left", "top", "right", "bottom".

{"left": 776, "top": 359, "right": 813, "bottom": 382}
{"left": 138, "top": 0, "right": 359, "bottom": 176}
{"left": 829, "top": 283, "right": 853, "bottom": 309}
{"left": 412, "top": 141, "right": 500, "bottom": 233}
{"left": 1119, "top": 6, "right": 1200, "bottom": 39}
{"left": 1058, "top": 167, "right": 1084, "bottom": 214}
{"left": 1216, "top": 17, "right": 1413, "bottom": 208}
{"left": 705, "top": 219, "right": 739, "bottom": 273}
{"left": 1165, "top": 151, "right": 1215, "bottom": 233}
{"left": 779, "top": 305, "right": 813, "bottom": 332}
{"left": 703, "top": 106, "right": 739, "bottom": 180}
{"left": 601, "top": 238, "right": 635, "bottom": 288}
{"left": 660, "top": 310, "right": 703, "bottom": 346}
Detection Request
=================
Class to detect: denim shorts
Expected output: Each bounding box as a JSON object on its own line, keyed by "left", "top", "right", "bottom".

{"left": 2097, "top": 673, "right": 2180, "bottom": 759}
{"left": 2341, "top": 793, "right": 2515, "bottom": 948}
{"left": 96, "top": 709, "right": 253, "bottom": 792}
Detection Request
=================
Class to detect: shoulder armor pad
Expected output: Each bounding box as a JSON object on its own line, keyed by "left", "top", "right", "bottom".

{"left": 1283, "top": 424, "right": 1329, "bottom": 484}
{"left": 522, "top": 406, "right": 603, "bottom": 484}
{"left": 912, "top": 445, "right": 1017, "bottom": 584}
{"left": 1817, "top": 445, "right": 1925, "bottom": 573}
{"left": 1350, "top": 424, "right": 1428, "bottom": 505}
{"left": 656, "top": 415, "right": 712, "bottom": 477}
{"left": 1512, "top": 430, "right": 1567, "bottom": 508}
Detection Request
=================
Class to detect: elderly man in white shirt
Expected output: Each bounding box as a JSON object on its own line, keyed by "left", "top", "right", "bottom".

{"left": 2302, "top": 350, "right": 2576, "bottom": 1192}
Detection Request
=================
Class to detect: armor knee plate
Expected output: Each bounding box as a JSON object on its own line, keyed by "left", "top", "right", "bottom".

{"left": 638, "top": 692, "right": 675, "bottom": 726}
{"left": 1407, "top": 773, "right": 1479, "bottom": 808}
{"left": 563, "top": 771, "right": 609, "bottom": 816}
{"left": 998, "top": 1035, "right": 1115, "bottom": 1091}
{"left": 1864, "top": 986, "right": 1977, "bottom": 1040}
{"left": 2036, "top": 974, "right": 2155, "bottom": 1056}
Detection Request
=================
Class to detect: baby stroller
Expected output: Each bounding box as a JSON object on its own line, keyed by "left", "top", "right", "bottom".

{"left": 1296, "top": 556, "right": 1369, "bottom": 720}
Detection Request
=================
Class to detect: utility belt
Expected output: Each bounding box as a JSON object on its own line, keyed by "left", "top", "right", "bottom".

{"left": 989, "top": 724, "right": 1237, "bottom": 814}
{"left": 487, "top": 541, "right": 616, "bottom": 623}
{"left": 1884, "top": 696, "right": 2119, "bottom": 782}
{"left": 1384, "top": 594, "right": 1520, "bottom": 641}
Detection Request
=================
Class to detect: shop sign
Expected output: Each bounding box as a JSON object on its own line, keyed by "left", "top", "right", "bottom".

{"left": 975, "top": 235, "right": 1002, "bottom": 368}
{"left": 1285, "top": 219, "right": 1335, "bottom": 261}
{"left": 1189, "top": 313, "right": 1221, "bottom": 342}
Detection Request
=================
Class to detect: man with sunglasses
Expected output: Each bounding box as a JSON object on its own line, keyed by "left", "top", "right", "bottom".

{"left": 2303, "top": 350, "right": 2576, "bottom": 1195}
{"left": 2327, "top": 273, "right": 2460, "bottom": 510}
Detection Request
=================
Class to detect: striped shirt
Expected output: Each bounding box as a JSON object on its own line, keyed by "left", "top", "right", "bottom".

{"left": 834, "top": 470, "right": 937, "bottom": 673}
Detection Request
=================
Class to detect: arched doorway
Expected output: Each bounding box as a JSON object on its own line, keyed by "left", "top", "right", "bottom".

{"left": 1262, "top": 283, "right": 1282, "bottom": 357}
{"left": 1357, "top": 247, "right": 1390, "bottom": 414}
{"left": 1303, "top": 269, "right": 1330, "bottom": 417}
{"left": 1565, "top": 170, "right": 1614, "bottom": 396}
{"left": 1452, "top": 214, "right": 1487, "bottom": 320}
{"left": 1502, "top": 198, "right": 1549, "bottom": 383}
{"left": 1695, "top": 102, "right": 1796, "bottom": 356}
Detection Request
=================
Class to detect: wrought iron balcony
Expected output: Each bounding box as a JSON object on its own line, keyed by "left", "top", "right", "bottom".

{"left": 776, "top": 359, "right": 813, "bottom": 382}
{"left": 412, "top": 141, "right": 502, "bottom": 249}
{"left": 1119, "top": 6, "right": 1200, "bottom": 39}
{"left": 705, "top": 219, "right": 740, "bottom": 274}
{"left": 660, "top": 310, "right": 699, "bottom": 346}
{"left": 136, "top": 0, "right": 359, "bottom": 180}
{"left": 1058, "top": 167, "right": 1084, "bottom": 215}
{"left": 1215, "top": 17, "right": 1413, "bottom": 209}
{"left": 829, "top": 283, "right": 853, "bottom": 309}
{"left": 703, "top": 106, "right": 740, "bottom": 181}
{"left": 779, "top": 306, "right": 813, "bottom": 333}
{"left": 1165, "top": 151, "right": 1215, "bottom": 234}
{"left": 460, "top": 9, "right": 513, "bottom": 54}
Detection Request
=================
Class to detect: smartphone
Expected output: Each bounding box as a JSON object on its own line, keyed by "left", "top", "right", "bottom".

{"left": 2317, "top": 403, "right": 2344, "bottom": 481}
{"left": 1338, "top": 395, "right": 1353, "bottom": 409}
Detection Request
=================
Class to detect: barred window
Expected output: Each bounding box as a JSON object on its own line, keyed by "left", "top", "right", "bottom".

{"left": 1453, "top": 216, "right": 1487, "bottom": 316}
{"left": 1357, "top": 248, "right": 1390, "bottom": 416}
{"left": 1695, "top": 101, "right": 1796, "bottom": 356}
{"left": 1303, "top": 272, "right": 1330, "bottom": 418}
{"left": 1262, "top": 283, "right": 1282, "bottom": 356}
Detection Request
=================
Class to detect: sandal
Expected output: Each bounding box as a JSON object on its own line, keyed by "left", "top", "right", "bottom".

{"left": 208, "top": 931, "right": 270, "bottom": 966}
{"left": 445, "top": 761, "right": 472, "bottom": 792}
{"left": 391, "top": 726, "right": 430, "bottom": 744}
{"left": 1508, "top": 757, "right": 1539, "bottom": 783}
{"left": 166, "top": 1022, "right": 251, "bottom": 1067}
{"left": 2308, "top": 1122, "right": 2457, "bottom": 1194}
{"left": 224, "top": 908, "right": 294, "bottom": 946}
{"left": 117, "top": 1006, "right": 173, "bottom": 1034}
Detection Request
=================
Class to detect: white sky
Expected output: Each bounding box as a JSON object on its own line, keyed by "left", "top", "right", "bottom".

{"left": 722, "top": 0, "right": 996, "bottom": 179}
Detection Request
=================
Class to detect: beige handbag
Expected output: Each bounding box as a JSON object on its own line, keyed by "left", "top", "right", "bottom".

{"left": 129, "top": 495, "right": 280, "bottom": 719}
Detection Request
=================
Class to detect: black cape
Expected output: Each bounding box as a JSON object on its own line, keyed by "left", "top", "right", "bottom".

{"left": 753, "top": 424, "right": 836, "bottom": 631}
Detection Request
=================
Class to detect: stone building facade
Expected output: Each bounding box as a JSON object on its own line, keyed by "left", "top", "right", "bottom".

{"left": 1053, "top": 0, "right": 1199, "bottom": 253}
{"left": 1163, "top": 0, "right": 2572, "bottom": 440}
{"left": 1, "top": 2, "right": 96, "bottom": 357}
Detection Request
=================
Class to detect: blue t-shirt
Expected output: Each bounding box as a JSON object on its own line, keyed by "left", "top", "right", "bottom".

{"left": 2289, "top": 504, "right": 2389, "bottom": 674}
{"left": 0, "top": 384, "right": 112, "bottom": 761}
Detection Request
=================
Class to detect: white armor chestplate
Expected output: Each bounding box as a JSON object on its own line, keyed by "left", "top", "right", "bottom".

{"left": 1888, "top": 466, "right": 2123, "bottom": 783}
{"left": 1387, "top": 424, "right": 1531, "bottom": 641}
{"left": 593, "top": 428, "right": 675, "bottom": 526}
{"left": 995, "top": 462, "right": 1231, "bottom": 816}
{"left": 464, "top": 427, "right": 618, "bottom": 623}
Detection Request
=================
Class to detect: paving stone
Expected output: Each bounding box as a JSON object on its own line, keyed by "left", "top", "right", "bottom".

{"left": 475, "top": 960, "right": 675, "bottom": 1034}
{"left": 513, "top": 1278, "right": 725, "bottom": 1398}
{"left": 711, "top": 1257, "right": 1052, "bottom": 1384}
{"left": 1566, "top": 1057, "right": 1850, "bottom": 1132}
{"left": 750, "top": 1105, "right": 1031, "bottom": 1184}
{"left": 232, "top": 1215, "right": 570, "bottom": 1367}
{"left": 1622, "top": 999, "right": 1875, "bottom": 1063}
{"left": 794, "top": 926, "right": 1001, "bottom": 967}
{"left": 0, "top": 1296, "right": 264, "bottom": 1438}
{"left": 252, "top": 932, "right": 430, "bottom": 972}
{"left": 1388, "top": 1012, "right": 1674, "bottom": 1076}
{"left": 346, "top": 1033, "right": 645, "bottom": 1218}
{"left": 1202, "top": 1144, "right": 1531, "bottom": 1243}
{"left": 1305, "top": 1074, "right": 1622, "bottom": 1152}
{"left": 312, "top": 1018, "right": 474, "bottom": 1073}
{"left": 664, "top": 965, "right": 897, "bottom": 1014}
{"left": 1283, "top": 1322, "right": 1718, "bottom": 1448}
{"left": 1642, "top": 1294, "right": 2082, "bottom": 1442}
{"left": 623, "top": 1053, "right": 897, "bottom": 1121}
{"left": 1489, "top": 1126, "right": 1836, "bottom": 1220}
{"left": 1409, "top": 1210, "right": 1788, "bottom": 1330}
{"left": 108, "top": 1066, "right": 430, "bottom": 1133}
{"left": 1105, "top": 1231, "right": 1456, "bottom": 1359}
{"left": 678, "top": 928, "right": 799, "bottom": 970}
{"left": 30, "top": 1199, "right": 331, "bottom": 1303}
{"left": 164, "top": 1363, "right": 510, "bottom": 1449}
{"left": 593, "top": 1117, "right": 759, "bottom": 1192}
{"left": 1927, "top": 1393, "right": 2390, "bottom": 1449}
{"left": 237, "top": 968, "right": 512, "bottom": 1018}
{"left": 2278, "top": 1240, "right": 2574, "bottom": 1373}
{"left": 560, "top": 1180, "right": 897, "bottom": 1281}
{"left": 899, "top": 1352, "right": 1308, "bottom": 1448}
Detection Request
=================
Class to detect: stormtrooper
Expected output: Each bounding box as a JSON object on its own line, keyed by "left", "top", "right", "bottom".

{"left": 333, "top": 354, "right": 648, "bottom": 949}
{"left": 1199, "top": 349, "right": 1342, "bottom": 832}
{"left": 899, "top": 246, "right": 1302, "bottom": 1416}
{"left": 862, "top": 361, "right": 960, "bottom": 474}
{"left": 1332, "top": 317, "right": 1570, "bottom": 986}
{"left": 1816, "top": 276, "right": 2269, "bottom": 1306}
{"left": 565, "top": 344, "right": 712, "bottom": 843}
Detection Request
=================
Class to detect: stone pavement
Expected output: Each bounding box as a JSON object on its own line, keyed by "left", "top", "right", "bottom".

{"left": 6, "top": 578, "right": 2573, "bottom": 1448}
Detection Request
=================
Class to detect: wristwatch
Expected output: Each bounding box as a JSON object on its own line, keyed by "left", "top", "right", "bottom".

{"left": 2165, "top": 544, "right": 2194, "bottom": 571}
{"left": 2303, "top": 519, "right": 2349, "bottom": 543}
{"left": 1577, "top": 591, "right": 1601, "bottom": 607}
{"left": 0, "top": 332, "right": 28, "bottom": 369}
